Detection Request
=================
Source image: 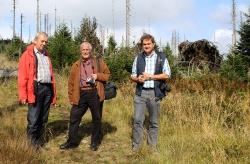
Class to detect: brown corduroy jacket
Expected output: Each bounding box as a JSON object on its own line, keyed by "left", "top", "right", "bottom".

{"left": 68, "top": 56, "right": 110, "bottom": 105}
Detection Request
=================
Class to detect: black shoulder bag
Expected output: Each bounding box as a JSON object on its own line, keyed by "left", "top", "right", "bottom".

{"left": 96, "top": 56, "right": 117, "bottom": 100}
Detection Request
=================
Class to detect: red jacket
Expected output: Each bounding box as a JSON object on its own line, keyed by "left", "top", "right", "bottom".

{"left": 18, "top": 44, "right": 56, "bottom": 104}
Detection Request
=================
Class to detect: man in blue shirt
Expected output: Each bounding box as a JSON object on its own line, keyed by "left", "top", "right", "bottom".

{"left": 131, "top": 34, "right": 171, "bottom": 152}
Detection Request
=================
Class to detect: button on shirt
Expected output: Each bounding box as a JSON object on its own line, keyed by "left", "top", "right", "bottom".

{"left": 34, "top": 47, "right": 51, "bottom": 83}
{"left": 131, "top": 51, "right": 171, "bottom": 88}
{"left": 80, "top": 59, "right": 94, "bottom": 87}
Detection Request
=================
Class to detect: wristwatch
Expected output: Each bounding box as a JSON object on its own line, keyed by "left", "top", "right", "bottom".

{"left": 149, "top": 75, "right": 152, "bottom": 80}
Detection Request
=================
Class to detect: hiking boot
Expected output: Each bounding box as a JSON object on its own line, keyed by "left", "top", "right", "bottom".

{"left": 59, "top": 142, "right": 78, "bottom": 150}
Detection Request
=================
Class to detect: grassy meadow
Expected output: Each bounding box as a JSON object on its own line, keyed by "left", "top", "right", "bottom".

{"left": 0, "top": 54, "right": 250, "bottom": 163}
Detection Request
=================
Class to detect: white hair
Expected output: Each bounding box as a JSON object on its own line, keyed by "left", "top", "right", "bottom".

{"left": 34, "top": 32, "right": 48, "bottom": 41}
{"left": 80, "top": 42, "right": 92, "bottom": 51}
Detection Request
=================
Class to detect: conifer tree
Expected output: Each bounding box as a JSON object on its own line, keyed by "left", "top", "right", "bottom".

{"left": 237, "top": 10, "right": 250, "bottom": 67}
{"left": 75, "top": 17, "right": 102, "bottom": 55}
{"left": 105, "top": 35, "right": 117, "bottom": 56}
{"left": 48, "top": 24, "right": 78, "bottom": 69}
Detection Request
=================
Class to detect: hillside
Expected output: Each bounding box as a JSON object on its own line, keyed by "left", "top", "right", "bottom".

{"left": 0, "top": 55, "right": 250, "bottom": 163}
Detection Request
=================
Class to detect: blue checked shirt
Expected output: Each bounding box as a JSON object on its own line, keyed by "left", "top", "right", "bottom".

{"left": 34, "top": 47, "right": 51, "bottom": 83}
{"left": 131, "top": 51, "right": 171, "bottom": 88}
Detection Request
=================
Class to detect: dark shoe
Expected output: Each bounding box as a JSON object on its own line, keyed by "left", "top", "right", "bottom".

{"left": 30, "top": 140, "right": 42, "bottom": 150}
{"left": 90, "top": 142, "right": 99, "bottom": 151}
{"left": 36, "top": 139, "right": 45, "bottom": 147}
{"left": 59, "top": 142, "right": 77, "bottom": 150}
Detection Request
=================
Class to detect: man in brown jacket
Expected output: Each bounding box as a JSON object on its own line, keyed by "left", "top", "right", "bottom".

{"left": 60, "top": 41, "right": 110, "bottom": 151}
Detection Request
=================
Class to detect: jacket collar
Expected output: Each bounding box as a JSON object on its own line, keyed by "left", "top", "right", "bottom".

{"left": 26, "top": 44, "right": 49, "bottom": 57}
{"left": 76, "top": 57, "right": 97, "bottom": 73}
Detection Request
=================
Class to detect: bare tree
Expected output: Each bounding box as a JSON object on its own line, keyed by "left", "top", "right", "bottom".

{"left": 232, "top": 0, "right": 237, "bottom": 46}
{"left": 126, "top": 0, "right": 131, "bottom": 47}
{"left": 54, "top": 7, "right": 57, "bottom": 33}
{"left": 36, "top": 0, "right": 40, "bottom": 33}
{"left": 13, "top": 0, "right": 16, "bottom": 38}
{"left": 20, "top": 14, "right": 23, "bottom": 42}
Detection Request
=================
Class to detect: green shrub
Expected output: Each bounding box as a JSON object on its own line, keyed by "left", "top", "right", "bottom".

{"left": 6, "top": 37, "right": 25, "bottom": 60}
{"left": 48, "top": 24, "right": 78, "bottom": 70}
{"left": 105, "top": 47, "right": 134, "bottom": 83}
{"left": 220, "top": 52, "right": 248, "bottom": 81}
{"left": 162, "top": 43, "right": 179, "bottom": 78}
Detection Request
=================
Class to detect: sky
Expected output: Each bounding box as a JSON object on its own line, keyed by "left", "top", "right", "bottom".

{"left": 0, "top": 0, "right": 249, "bottom": 54}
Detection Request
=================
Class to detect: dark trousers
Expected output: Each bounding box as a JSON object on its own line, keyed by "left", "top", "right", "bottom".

{"left": 27, "top": 83, "right": 52, "bottom": 146}
{"left": 68, "top": 89, "right": 101, "bottom": 145}
{"left": 100, "top": 101, "right": 104, "bottom": 119}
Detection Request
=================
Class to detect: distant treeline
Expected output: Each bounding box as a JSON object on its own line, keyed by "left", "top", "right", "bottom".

{"left": 1, "top": 13, "right": 250, "bottom": 82}
{"left": 0, "top": 39, "right": 12, "bottom": 45}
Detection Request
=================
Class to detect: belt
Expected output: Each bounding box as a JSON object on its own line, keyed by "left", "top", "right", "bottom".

{"left": 80, "top": 87, "right": 96, "bottom": 91}
{"left": 38, "top": 82, "right": 51, "bottom": 86}
{"left": 142, "top": 87, "right": 154, "bottom": 90}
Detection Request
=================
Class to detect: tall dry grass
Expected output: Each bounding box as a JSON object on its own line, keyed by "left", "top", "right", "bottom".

{"left": 0, "top": 59, "right": 249, "bottom": 163}
{"left": 0, "top": 54, "right": 18, "bottom": 69}
{"left": 0, "top": 78, "right": 43, "bottom": 163}
{"left": 117, "top": 75, "right": 250, "bottom": 163}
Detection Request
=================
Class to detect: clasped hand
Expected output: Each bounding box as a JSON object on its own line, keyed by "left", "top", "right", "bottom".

{"left": 138, "top": 72, "right": 151, "bottom": 83}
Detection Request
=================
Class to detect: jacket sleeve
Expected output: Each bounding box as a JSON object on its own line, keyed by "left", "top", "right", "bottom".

{"left": 68, "top": 64, "right": 76, "bottom": 103}
{"left": 18, "top": 53, "right": 29, "bottom": 102}
{"left": 96, "top": 59, "right": 110, "bottom": 82}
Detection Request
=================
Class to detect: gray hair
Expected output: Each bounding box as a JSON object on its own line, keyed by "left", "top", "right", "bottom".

{"left": 80, "top": 42, "right": 92, "bottom": 51}
{"left": 34, "top": 32, "right": 48, "bottom": 41}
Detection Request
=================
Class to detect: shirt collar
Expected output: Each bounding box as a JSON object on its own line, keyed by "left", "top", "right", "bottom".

{"left": 81, "top": 57, "right": 91, "bottom": 65}
{"left": 144, "top": 50, "right": 156, "bottom": 58}
{"left": 34, "top": 47, "right": 45, "bottom": 55}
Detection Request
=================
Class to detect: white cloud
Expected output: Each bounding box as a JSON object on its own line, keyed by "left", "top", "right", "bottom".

{"left": 0, "top": 0, "right": 247, "bottom": 54}
{"left": 210, "top": 3, "right": 248, "bottom": 55}
{"left": 211, "top": 4, "right": 231, "bottom": 26}
{"left": 213, "top": 29, "right": 232, "bottom": 54}
{"left": 132, "top": 0, "right": 194, "bottom": 24}
{"left": 211, "top": 3, "right": 249, "bottom": 27}
{"left": 238, "top": 4, "right": 249, "bottom": 22}
{"left": 0, "top": 0, "right": 194, "bottom": 42}
{"left": 0, "top": 1, "right": 9, "bottom": 20}
{"left": 0, "top": 26, "right": 12, "bottom": 40}
{"left": 239, "top": 4, "right": 249, "bottom": 13}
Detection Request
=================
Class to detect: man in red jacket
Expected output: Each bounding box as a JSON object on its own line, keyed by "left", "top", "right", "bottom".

{"left": 18, "top": 32, "right": 56, "bottom": 148}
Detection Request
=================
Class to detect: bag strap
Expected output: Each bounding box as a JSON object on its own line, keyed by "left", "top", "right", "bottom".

{"left": 96, "top": 55, "right": 102, "bottom": 73}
